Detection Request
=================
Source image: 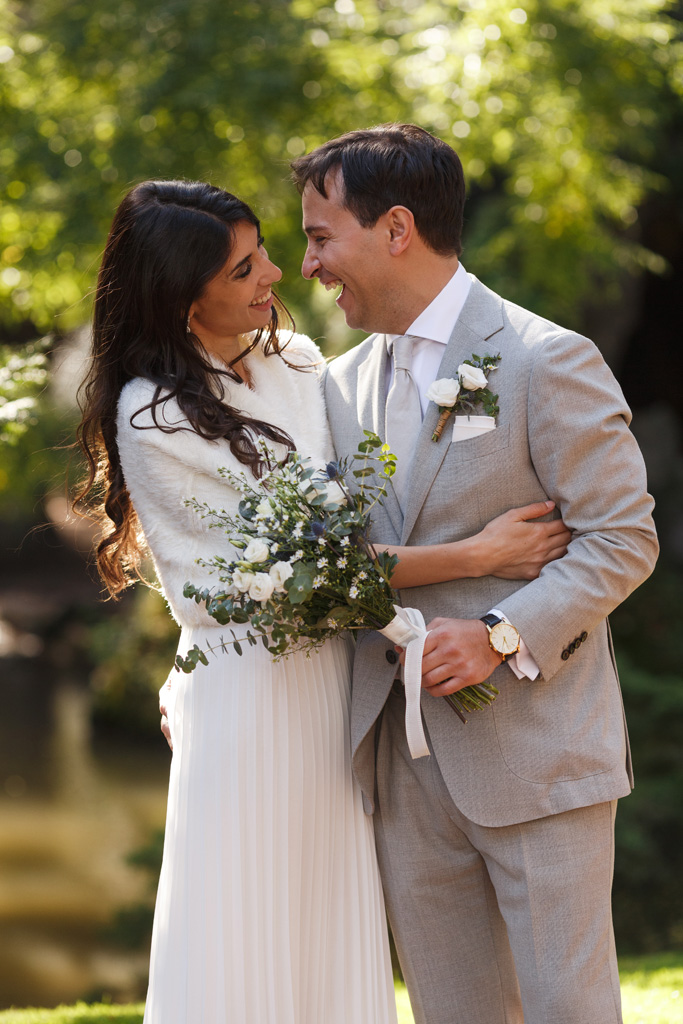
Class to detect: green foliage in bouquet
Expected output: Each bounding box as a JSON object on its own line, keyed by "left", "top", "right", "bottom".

{"left": 177, "top": 431, "right": 499, "bottom": 722}
{"left": 176, "top": 431, "right": 398, "bottom": 668}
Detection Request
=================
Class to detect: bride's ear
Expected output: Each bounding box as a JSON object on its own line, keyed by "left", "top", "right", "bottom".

{"left": 385, "top": 206, "right": 414, "bottom": 256}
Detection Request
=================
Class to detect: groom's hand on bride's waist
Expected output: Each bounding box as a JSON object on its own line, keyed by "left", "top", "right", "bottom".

{"left": 404, "top": 617, "right": 502, "bottom": 697}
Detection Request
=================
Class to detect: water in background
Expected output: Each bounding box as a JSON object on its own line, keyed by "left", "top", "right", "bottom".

{"left": 0, "top": 642, "right": 169, "bottom": 1009}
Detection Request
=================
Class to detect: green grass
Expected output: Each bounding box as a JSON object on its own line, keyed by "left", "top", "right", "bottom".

{"left": 0, "top": 954, "right": 680, "bottom": 1023}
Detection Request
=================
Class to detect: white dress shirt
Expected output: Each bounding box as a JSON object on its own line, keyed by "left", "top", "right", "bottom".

{"left": 386, "top": 263, "right": 540, "bottom": 681}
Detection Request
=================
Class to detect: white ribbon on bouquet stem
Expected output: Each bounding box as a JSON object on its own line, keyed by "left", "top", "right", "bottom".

{"left": 379, "top": 605, "right": 431, "bottom": 759}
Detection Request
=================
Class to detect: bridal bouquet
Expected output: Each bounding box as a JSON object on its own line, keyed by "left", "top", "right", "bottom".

{"left": 177, "top": 432, "right": 499, "bottom": 740}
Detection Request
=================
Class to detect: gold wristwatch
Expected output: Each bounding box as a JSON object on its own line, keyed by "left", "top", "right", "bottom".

{"left": 480, "top": 613, "right": 521, "bottom": 662}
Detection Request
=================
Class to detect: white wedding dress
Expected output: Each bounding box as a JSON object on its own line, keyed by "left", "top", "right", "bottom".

{"left": 116, "top": 334, "right": 397, "bottom": 1024}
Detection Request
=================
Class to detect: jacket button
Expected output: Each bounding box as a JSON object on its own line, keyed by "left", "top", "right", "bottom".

{"left": 385, "top": 649, "right": 398, "bottom": 665}
{"left": 561, "top": 649, "right": 570, "bottom": 661}
{"left": 581, "top": 631, "right": 588, "bottom": 642}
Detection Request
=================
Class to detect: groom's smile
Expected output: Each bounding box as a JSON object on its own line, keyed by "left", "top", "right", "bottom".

{"left": 301, "top": 169, "right": 404, "bottom": 333}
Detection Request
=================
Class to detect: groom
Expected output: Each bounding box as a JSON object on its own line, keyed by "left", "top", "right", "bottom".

{"left": 292, "top": 125, "right": 658, "bottom": 1024}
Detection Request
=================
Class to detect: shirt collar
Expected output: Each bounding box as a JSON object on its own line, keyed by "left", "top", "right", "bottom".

{"left": 387, "top": 262, "right": 471, "bottom": 351}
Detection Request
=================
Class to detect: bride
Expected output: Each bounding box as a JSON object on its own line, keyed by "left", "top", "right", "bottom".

{"left": 76, "top": 179, "right": 569, "bottom": 1023}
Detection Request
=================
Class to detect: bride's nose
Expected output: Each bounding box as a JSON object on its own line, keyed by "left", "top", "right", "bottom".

{"left": 265, "top": 258, "right": 282, "bottom": 285}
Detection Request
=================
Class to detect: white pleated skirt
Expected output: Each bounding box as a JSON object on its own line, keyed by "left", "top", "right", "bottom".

{"left": 144, "top": 628, "right": 397, "bottom": 1024}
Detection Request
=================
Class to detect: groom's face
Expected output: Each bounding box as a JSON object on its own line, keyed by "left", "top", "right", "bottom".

{"left": 301, "top": 170, "right": 395, "bottom": 333}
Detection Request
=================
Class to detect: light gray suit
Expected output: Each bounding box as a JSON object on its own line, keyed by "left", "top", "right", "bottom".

{"left": 324, "top": 276, "right": 658, "bottom": 1023}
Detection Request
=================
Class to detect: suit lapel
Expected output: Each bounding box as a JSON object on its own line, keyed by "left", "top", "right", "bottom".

{"left": 400, "top": 278, "right": 506, "bottom": 544}
{"left": 355, "top": 334, "right": 404, "bottom": 538}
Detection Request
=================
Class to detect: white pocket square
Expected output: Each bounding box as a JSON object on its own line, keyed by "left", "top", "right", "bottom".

{"left": 451, "top": 414, "right": 496, "bottom": 442}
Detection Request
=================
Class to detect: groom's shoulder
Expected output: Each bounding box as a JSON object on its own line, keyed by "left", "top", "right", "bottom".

{"left": 466, "top": 275, "right": 591, "bottom": 353}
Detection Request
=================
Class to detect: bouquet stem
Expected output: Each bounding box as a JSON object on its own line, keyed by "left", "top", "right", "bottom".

{"left": 445, "top": 682, "right": 500, "bottom": 722}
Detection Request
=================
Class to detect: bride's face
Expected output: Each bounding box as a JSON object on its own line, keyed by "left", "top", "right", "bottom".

{"left": 189, "top": 221, "right": 282, "bottom": 340}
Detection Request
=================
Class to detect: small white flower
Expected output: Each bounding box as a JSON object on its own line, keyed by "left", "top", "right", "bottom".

{"left": 269, "top": 560, "right": 294, "bottom": 591}
{"left": 248, "top": 572, "right": 275, "bottom": 603}
{"left": 243, "top": 538, "right": 270, "bottom": 562}
{"left": 340, "top": 536, "right": 350, "bottom": 547}
{"left": 313, "top": 575, "right": 325, "bottom": 588}
{"left": 349, "top": 585, "right": 359, "bottom": 599}
{"left": 292, "top": 521, "right": 304, "bottom": 539}
{"left": 458, "top": 363, "right": 489, "bottom": 391}
{"left": 232, "top": 569, "right": 255, "bottom": 593}
{"left": 317, "top": 557, "right": 328, "bottom": 568}
{"left": 318, "top": 536, "right": 326, "bottom": 546}
{"left": 271, "top": 542, "right": 279, "bottom": 554}
{"left": 291, "top": 549, "right": 305, "bottom": 562}
{"left": 336, "top": 557, "right": 347, "bottom": 569}
{"left": 327, "top": 618, "right": 337, "bottom": 629}
{"left": 426, "top": 377, "right": 461, "bottom": 407}
{"left": 358, "top": 571, "right": 368, "bottom": 580}
{"left": 255, "top": 498, "right": 272, "bottom": 517}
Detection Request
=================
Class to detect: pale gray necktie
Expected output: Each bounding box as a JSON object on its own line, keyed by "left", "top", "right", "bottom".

{"left": 385, "top": 335, "right": 423, "bottom": 507}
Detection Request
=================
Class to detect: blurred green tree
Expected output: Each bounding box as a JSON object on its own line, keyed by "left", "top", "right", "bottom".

{"left": 0, "top": 0, "right": 680, "bottom": 341}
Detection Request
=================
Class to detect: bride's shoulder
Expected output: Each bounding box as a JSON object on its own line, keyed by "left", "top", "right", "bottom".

{"left": 277, "top": 331, "right": 326, "bottom": 372}
{"left": 117, "top": 377, "right": 187, "bottom": 434}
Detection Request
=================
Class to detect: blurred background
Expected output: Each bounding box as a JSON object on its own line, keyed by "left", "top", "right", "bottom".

{"left": 1, "top": 0, "right": 682, "bottom": 1010}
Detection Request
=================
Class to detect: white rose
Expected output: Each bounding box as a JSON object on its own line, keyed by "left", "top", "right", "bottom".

{"left": 309, "top": 477, "right": 348, "bottom": 508}
{"left": 232, "top": 569, "right": 255, "bottom": 593}
{"left": 243, "top": 538, "right": 270, "bottom": 563}
{"left": 269, "top": 560, "right": 294, "bottom": 591}
{"left": 425, "top": 377, "right": 461, "bottom": 407}
{"left": 320, "top": 480, "right": 348, "bottom": 507}
{"left": 458, "top": 363, "right": 488, "bottom": 391}
{"left": 248, "top": 572, "right": 275, "bottom": 603}
{"left": 255, "top": 497, "right": 272, "bottom": 517}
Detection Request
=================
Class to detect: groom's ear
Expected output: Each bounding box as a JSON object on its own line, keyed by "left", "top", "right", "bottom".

{"left": 384, "top": 206, "right": 414, "bottom": 256}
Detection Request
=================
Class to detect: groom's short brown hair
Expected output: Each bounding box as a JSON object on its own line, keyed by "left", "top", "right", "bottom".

{"left": 291, "top": 123, "right": 466, "bottom": 257}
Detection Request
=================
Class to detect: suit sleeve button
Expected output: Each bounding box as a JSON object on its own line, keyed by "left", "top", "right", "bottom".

{"left": 386, "top": 649, "right": 398, "bottom": 665}
{"left": 561, "top": 649, "right": 570, "bottom": 661}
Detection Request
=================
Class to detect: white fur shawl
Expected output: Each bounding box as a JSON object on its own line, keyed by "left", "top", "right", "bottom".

{"left": 115, "top": 334, "right": 332, "bottom": 628}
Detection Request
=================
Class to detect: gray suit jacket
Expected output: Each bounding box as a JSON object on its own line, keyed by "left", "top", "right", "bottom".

{"left": 324, "top": 276, "right": 658, "bottom": 827}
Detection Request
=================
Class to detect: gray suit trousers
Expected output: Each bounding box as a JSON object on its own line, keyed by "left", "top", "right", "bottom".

{"left": 374, "top": 688, "right": 623, "bottom": 1024}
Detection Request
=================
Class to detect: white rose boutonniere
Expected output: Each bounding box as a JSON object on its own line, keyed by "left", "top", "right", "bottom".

{"left": 458, "top": 363, "right": 488, "bottom": 391}
{"left": 425, "top": 377, "right": 461, "bottom": 407}
{"left": 429, "top": 353, "right": 501, "bottom": 441}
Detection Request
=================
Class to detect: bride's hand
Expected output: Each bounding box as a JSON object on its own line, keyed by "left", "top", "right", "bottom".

{"left": 160, "top": 676, "right": 173, "bottom": 751}
{"left": 476, "top": 500, "right": 571, "bottom": 580}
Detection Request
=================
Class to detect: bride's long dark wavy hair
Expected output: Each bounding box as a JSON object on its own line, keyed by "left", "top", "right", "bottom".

{"left": 76, "top": 179, "right": 297, "bottom": 598}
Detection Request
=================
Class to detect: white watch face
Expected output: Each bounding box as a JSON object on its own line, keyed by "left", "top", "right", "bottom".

{"left": 490, "top": 622, "right": 520, "bottom": 655}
